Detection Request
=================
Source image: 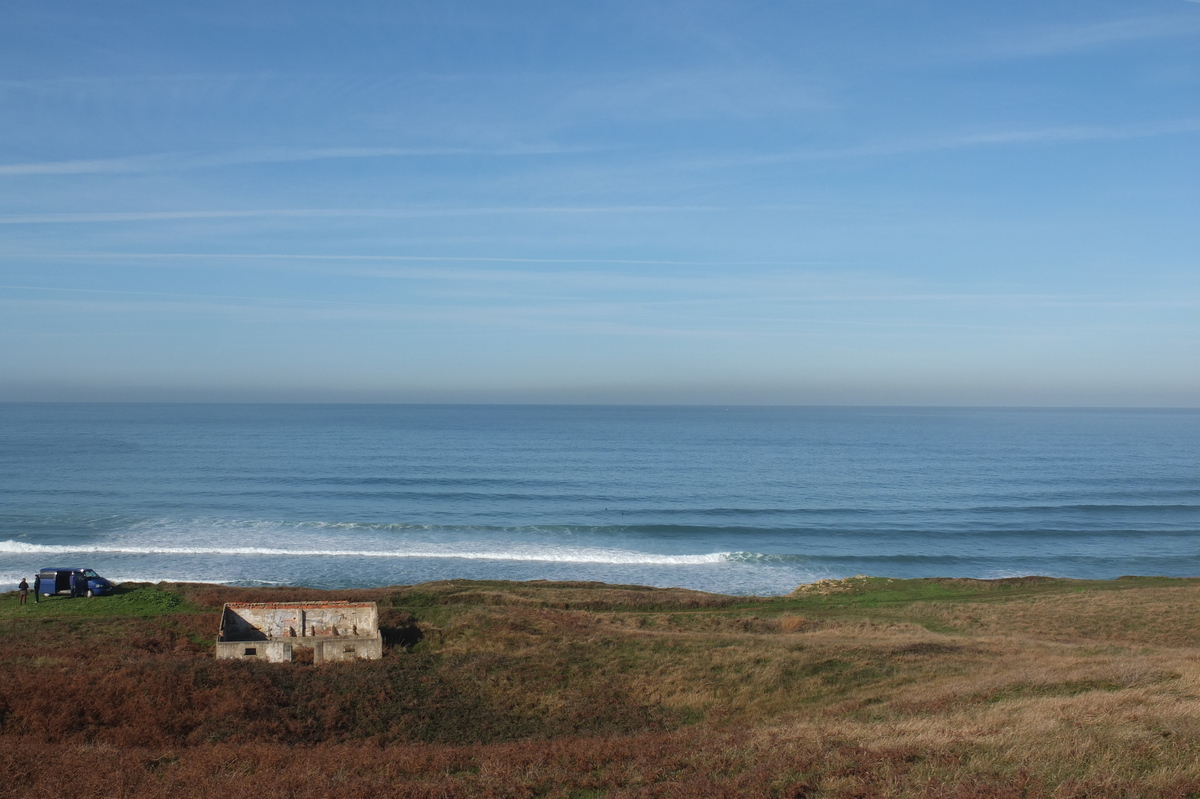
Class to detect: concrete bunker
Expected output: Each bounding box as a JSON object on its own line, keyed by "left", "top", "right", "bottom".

{"left": 216, "top": 601, "right": 383, "bottom": 664}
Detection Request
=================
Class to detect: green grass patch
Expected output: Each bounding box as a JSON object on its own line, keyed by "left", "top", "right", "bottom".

{"left": 982, "top": 679, "right": 1127, "bottom": 703}
{"left": 0, "top": 584, "right": 196, "bottom": 618}
{"left": 742, "top": 575, "right": 1200, "bottom": 621}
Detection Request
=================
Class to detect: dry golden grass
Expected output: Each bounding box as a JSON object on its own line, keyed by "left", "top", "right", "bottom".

{"left": 919, "top": 584, "right": 1200, "bottom": 647}
{"left": 2, "top": 576, "right": 1199, "bottom": 797}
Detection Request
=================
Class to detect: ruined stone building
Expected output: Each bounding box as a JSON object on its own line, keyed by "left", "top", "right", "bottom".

{"left": 216, "top": 601, "right": 383, "bottom": 663}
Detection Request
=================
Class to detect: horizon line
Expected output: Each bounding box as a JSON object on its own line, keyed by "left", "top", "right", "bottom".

{"left": 1, "top": 400, "right": 1196, "bottom": 411}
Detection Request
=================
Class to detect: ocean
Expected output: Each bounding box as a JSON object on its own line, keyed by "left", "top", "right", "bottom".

{"left": 1, "top": 404, "right": 1197, "bottom": 596}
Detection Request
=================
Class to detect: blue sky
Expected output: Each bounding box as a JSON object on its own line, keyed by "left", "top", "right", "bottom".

{"left": 1, "top": 1, "right": 1197, "bottom": 405}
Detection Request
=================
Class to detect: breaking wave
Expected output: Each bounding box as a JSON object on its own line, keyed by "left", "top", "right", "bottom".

{"left": 5, "top": 539, "right": 1194, "bottom": 571}
{"left": 0, "top": 539, "right": 731, "bottom": 566}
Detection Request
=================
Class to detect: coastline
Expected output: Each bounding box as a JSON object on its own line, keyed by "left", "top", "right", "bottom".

{"left": 2, "top": 575, "right": 1199, "bottom": 796}
{"left": 5, "top": 404, "right": 1197, "bottom": 598}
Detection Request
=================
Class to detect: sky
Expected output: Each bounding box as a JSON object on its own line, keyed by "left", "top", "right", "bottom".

{"left": 0, "top": 0, "right": 1197, "bottom": 406}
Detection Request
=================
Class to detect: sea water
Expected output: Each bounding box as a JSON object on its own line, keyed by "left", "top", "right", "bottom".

{"left": 1, "top": 404, "right": 1197, "bottom": 595}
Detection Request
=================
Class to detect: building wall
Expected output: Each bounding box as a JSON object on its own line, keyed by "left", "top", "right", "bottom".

{"left": 219, "top": 602, "right": 379, "bottom": 640}
{"left": 216, "top": 640, "right": 293, "bottom": 663}
{"left": 313, "top": 636, "right": 384, "bottom": 664}
{"left": 216, "top": 601, "right": 383, "bottom": 663}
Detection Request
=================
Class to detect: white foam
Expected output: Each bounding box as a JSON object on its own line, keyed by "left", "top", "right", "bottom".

{"left": 0, "top": 569, "right": 228, "bottom": 585}
{"left": 0, "top": 539, "right": 731, "bottom": 566}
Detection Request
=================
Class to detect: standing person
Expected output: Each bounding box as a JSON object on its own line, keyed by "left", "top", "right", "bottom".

{"left": 18, "top": 578, "right": 29, "bottom": 606}
{"left": 32, "top": 573, "right": 40, "bottom": 603}
{"left": 69, "top": 570, "right": 77, "bottom": 598}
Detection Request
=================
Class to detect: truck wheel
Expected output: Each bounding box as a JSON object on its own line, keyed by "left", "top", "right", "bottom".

{"left": 86, "top": 589, "right": 95, "bottom": 598}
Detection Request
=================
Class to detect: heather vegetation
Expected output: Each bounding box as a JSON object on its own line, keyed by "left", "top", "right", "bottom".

{"left": 2, "top": 576, "right": 1199, "bottom": 797}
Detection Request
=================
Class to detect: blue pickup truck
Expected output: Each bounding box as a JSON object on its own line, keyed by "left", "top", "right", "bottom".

{"left": 37, "top": 567, "right": 113, "bottom": 598}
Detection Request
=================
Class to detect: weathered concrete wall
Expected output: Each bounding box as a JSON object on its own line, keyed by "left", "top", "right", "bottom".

{"left": 216, "top": 640, "right": 293, "bottom": 663}
{"left": 219, "top": 601, "right": 378, "bottom": 641}
{"left": 313, "top": 636, "right": 384, "bottom": 664}
{"left": 216, "top": 601, "right": 383, "bottom": 663}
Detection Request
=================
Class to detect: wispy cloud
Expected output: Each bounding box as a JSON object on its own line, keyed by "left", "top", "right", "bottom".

{"left": 3, "top": 115, "right": 1193, "bottom": 188}
{"left": 0, "top": 144, "right": 586, "bottom": 177}
{"left": 2, "top": 277, "right": 1193, "bottom": 312}
{"left": 0, "top": 254, "right": 858, "bottom": 298}
{"left": 974, "top": 14, "right": 1200, "bottom": 59}
{"left": 556, "top": 69, "right": 834, "bottom": 121}
{"left": 5, "top": 250, "right": 823, "bottom": 267}
{"left": 4, "top": 252, "right": 1196, "bottom": 309}
{"left": 0, "top": 205, "right": 719, "bottom": 225}
{"left": 1, "top": 292, "right": 1189, "bottom": 342}
{"left": 680, "top": 120, "right": 1200, "bottom": 169}
{"left": 0, "top": 291, "right": 754, "bottom": 337}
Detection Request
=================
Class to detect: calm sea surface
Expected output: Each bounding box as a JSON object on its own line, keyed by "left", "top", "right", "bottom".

{"left": 1, "top": 404, "right": 1197, "bottom": 595}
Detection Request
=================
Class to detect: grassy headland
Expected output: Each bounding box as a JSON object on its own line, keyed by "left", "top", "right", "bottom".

{"left": 1, "top": 576, "right": 1199, "bottom": 797}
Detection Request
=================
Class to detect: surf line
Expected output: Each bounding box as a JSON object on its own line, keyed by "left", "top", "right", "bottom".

{"left": 0, "top": 540, "right": 734, "bottom": 565}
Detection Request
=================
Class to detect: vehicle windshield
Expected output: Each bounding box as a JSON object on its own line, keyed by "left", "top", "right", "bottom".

{"left": 81, "top": 569, "right": 99, "bottom": 579}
